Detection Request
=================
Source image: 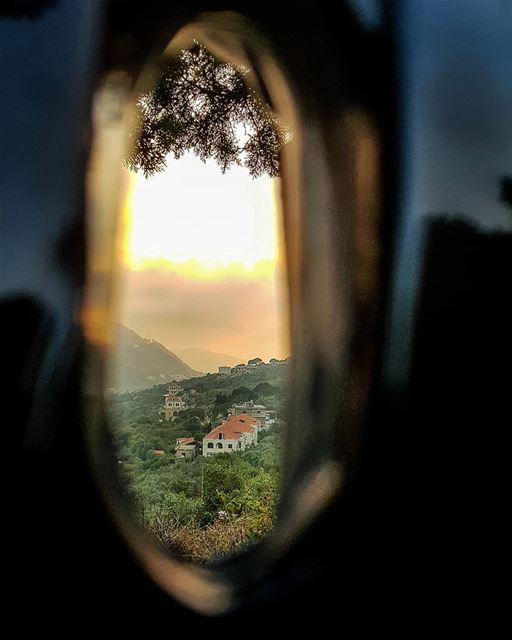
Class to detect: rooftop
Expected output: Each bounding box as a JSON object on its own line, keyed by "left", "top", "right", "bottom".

{"left": 204, "top": 414, "right": 258, "bottom": 440}
{"left": 225, "top": 413, "right": 259, "bottom": 425}
{"left": 233, "top": 401, "right": 266, "bottom": 409}
{"left": 164, "top": 394, "right": 182, "bottom": 402}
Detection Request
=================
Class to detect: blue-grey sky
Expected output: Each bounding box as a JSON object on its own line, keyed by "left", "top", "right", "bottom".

{"left": 385, "top": 0, "right": 512, "bottom": 391}
{"left": 412, "top": 0, "right": 512, "bottom": 228}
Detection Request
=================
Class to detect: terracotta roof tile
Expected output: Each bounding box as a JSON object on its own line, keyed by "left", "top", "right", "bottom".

{"left": 204, "top": 415, "right": 257, "bottom": 440}
{"left": 225, "top": 413, "right": 259, "bottom": 425}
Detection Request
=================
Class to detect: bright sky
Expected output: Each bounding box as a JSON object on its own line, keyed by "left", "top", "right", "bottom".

{"left": 118, "top": 151, "right": 289, "bottom": 361}
{"left": 124, "top": 152, "right": 278, "bottom": 270}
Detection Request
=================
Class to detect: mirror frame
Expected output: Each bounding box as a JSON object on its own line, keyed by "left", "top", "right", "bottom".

{"left": 84, "top": 10, "right": 382, "bottom": 615}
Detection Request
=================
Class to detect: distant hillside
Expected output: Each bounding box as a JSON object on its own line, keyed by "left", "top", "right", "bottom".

{"left": 173, "top": 347, "right": 242, "bottom": 374}
{"left": 108, "top": 325, "right": 201, "bottom": 392}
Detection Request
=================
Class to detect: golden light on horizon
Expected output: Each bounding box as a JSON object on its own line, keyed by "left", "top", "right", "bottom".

{"left": 117, "top": 150, "right": 289, "bottom": 361}
{"left": 123, "top": 151, "right": 283, "bottom": 278}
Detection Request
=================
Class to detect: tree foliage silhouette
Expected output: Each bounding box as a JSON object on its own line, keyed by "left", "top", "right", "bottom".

{"left": 125, "top": 43, "right": 289, "bottom": 179}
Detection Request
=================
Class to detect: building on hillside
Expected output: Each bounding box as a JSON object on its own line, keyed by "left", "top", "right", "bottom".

{"left": 265, "top": 409, "right": 277, "bottom": 424}
{"left": 231, "top": 363, "right": 248, "bottom": 375}
{"left": 168, "top": 381, "right": 182, "bottom": 394}
{"left": 229, "top": 400, "right": 268, "bottom": 427}
{"left": 226, "top": 412, "right": 261, "bottom": 430}
{"left": 175, "top": 437, "right": 197, "bottom": 460}
{"left": 162, "top": 390, "right": 186, "bottom": 420}
{"left": 203, "top": 414, "right": 259, "bottom": 457}
{"left": 218, "top": 366, "right": 231, "bottom": 375}
{"left": 248, "top": 357, "right": 264, "bottom": 367}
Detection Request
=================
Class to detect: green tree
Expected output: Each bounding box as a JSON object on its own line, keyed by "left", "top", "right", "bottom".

{"left": 202, "top": 455, "right": 250, "bottom": 520}
{"left": 230, "top": 386, "right": 257, "bottom": 403}
{"left": 254, "top": 381, "right": 274, "bottom": 398}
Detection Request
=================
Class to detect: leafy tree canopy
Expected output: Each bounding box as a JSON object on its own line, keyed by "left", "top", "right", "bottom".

{"left": 254, "top": 381, "right": 274, "bottom": 397}
{"left": 125, "top": 43, "right": 289, "bottom": 179}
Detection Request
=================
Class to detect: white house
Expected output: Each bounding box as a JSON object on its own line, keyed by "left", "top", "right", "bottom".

{"left": 203, "top": 414, "right": 259, "bottom": 457}
{"left": 168, "top": 381, "right": 182, "bottom": 394}
{"left": 162, "top": 390, "right": 186, "bottom": 421}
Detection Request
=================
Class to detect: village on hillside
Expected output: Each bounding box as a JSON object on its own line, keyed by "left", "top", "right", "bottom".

{"left": 107, "top": 354, "right": 288, "bottom": 562}
{"left": 160, "top": 357, "right": 287, "bottom": 461}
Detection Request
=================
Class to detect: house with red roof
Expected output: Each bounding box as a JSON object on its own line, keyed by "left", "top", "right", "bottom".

{"left": 203, "top": 414, "right": 259, "bottom": 457}
{"left": 168, "top": 381, "right": 182, "bottom": 394}
{"left": 229, "top": 400, "right": 268, "bottom": 427}
{"left": 162, "top": 386, "right": 186, "bottom": 421}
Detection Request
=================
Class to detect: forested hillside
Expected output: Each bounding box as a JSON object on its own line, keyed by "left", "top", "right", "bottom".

{"left": 107, "top": 365, "right": 287, "bottom": 562}
{"left": 108, "top": 324, "right": 200, "bottom": 392}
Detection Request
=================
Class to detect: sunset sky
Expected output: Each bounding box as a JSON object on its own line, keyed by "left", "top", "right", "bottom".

{"left": 117, "top": 151, "right": 289, "bottom": 362}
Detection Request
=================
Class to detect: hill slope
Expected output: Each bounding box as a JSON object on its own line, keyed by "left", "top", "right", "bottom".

{"left": 108, "top": 325, "right": 201, "bottom": 392}
{"left": 174, "top": 347, "right": 242, "bottom": 374}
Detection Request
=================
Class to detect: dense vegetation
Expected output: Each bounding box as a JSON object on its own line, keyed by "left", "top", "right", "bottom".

{"left": 107, "top": 366, "right": 287, "bottom": 562}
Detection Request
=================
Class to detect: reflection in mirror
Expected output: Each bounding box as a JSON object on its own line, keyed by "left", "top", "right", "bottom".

{"left": 105, "top": 41, "right": 291, "bottom": 564}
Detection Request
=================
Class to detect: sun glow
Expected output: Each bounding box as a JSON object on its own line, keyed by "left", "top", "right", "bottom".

{"left": 118, "top": 150, "right": 289, "bottom": 360}
{"left": 123, "top": 152, "right": 281, "bottom": 278}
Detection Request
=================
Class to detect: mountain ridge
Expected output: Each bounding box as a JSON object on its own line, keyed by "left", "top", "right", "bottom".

{"left": 173, "top": 347, "right": 242, "bottom": 374}
{"left": 108, "top": 324, "right": 201, "bottom": 392}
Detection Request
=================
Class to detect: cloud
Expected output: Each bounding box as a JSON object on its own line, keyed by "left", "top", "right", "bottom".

{"left": 115, "top": 265, "right": 289, "bottom": 361}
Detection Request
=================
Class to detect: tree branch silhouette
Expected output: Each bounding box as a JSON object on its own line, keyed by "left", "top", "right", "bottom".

{"left": 125, "top": 43, "right": 289, "bottom": 179}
